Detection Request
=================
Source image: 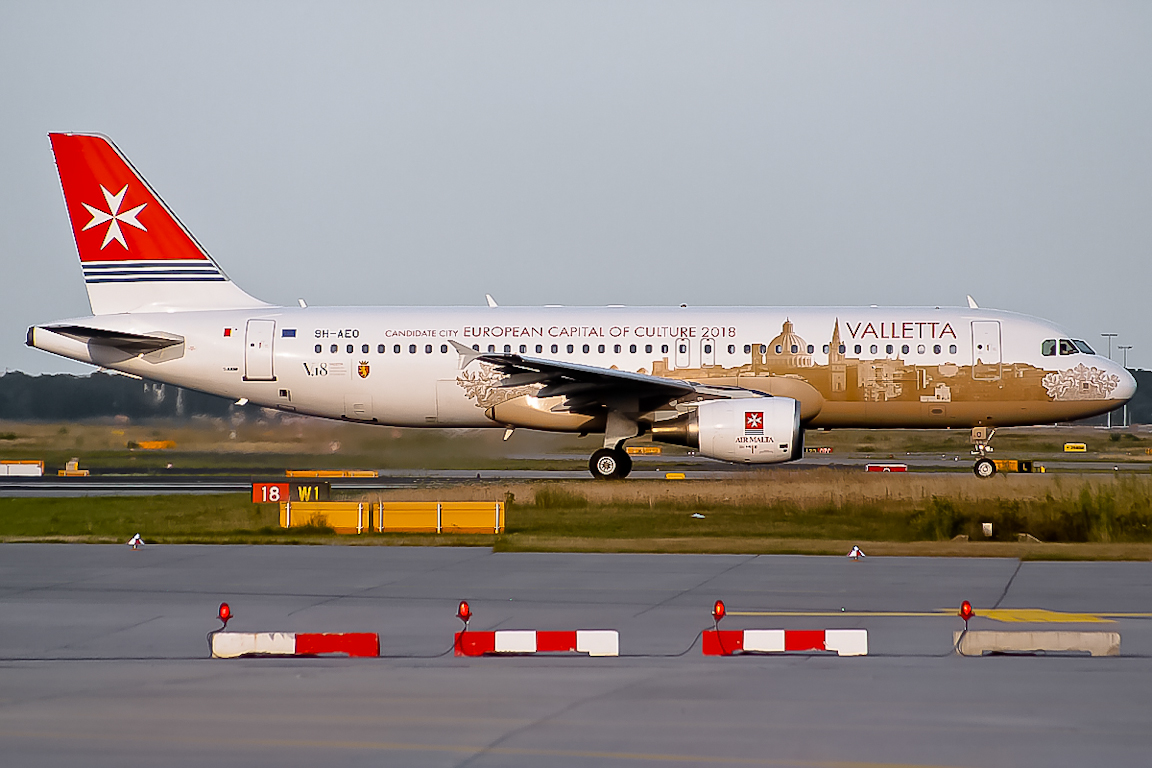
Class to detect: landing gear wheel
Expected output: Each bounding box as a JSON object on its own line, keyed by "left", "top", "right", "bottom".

{"left": 590, "top": 448, "right": 632, "bottom": 480}
{"left": 973, "top": 458, "right": 996, "bottom": 479}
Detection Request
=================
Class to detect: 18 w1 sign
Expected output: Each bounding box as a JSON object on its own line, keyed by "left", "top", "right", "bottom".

{"left": 252, "top": 482, "right": 331, "bottom": 503}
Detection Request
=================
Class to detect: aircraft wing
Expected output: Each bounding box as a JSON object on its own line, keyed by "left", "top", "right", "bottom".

{"left": 450, "top": 340, "right": 760, "bottom": 415}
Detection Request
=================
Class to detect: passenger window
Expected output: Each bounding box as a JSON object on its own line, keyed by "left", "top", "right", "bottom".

{"left": 598, "top": 344, "right": 605, "bottom": 353}
{"left": 395, "top": 345, "right": 402, "bottom": 354}
{"left": 870, "top": 345, "right": 878, "bottom": 355}
{"left": 535, "top": 344, "right": 543, "bottom": 353}
{"left": 330, "top": 344, "right": 338, "bottom": 353}
{"left": 759, "top": 344, "right": 767, "bottom": 354}
{"left": 471, "top": 344, "right": 479, "bottom": 351}
{"left": 377, "top": 344, "right": 385, "bottom": 354}
{"left": 504, "top": 344, "right": 511, "bottom": 353}
{"left": 519, "top": 344, "right": 527, "bottom": 353}
{"left": 1042, "top": 339, "right": 1056, "bottom": 356}
{"left": 704, "top": 344, "right": 712, "bottom": 354}
{"left": 583, "top": 344, "right": 590, "bottom": 353}
{"left": 315, "top": 344, "right": 322, "bottom": 354}
{"left": 854, "top": 344, "right": 862, "bottom": 354}
{"left": 679, "top": 344, "right": 687, "bottom": 354}
{"left": 345, "top": 344, "right": 352, "bottom": 354}
{"left": 425, "top": 344, "right": 433, "bottom": 354}
{"left": 645, "top": 344, "right": 653, "bottom": 354}
{"left": 949, "top": 344, "right": 957, "bottom": 354}
{"left": 902, "top": 345, "right": 910, "bottom": 355}
{"left": 807, "top": 345, "right": 814, "bottom": 354}
{"left": 839, "top": 344, "right": 846, "bottom": 354}
{"left": 744, "top": 344, "right": 751, "bottom": 354}
{"left": 933, "top": 344, "right": 941, "bottom": 354}
{"left": 488, "top": 345, "right": 496, "bottom": 353}
{"left": 823, "top": 344, "right": 830, "bottom": 354}
{"left": 727, "top": 344, "right": 735, "bottom": 354}
{"left": 630, "top": 344, "right": 638, "bottom": 353}
{"left": 441, "top": 344, "right": 448, "bottom": 353}
{"left": 886, "top": 344, "right": 894, "bottom": 355}
{"left": 1059, "top": 339, "right": 1077, "bottom": 356}
{"left": 614, "top": 344, "right": 621, "bottom": 353}
{"left": 917, "top": 344, "right": 925, "bottom": 354}
{"left": 362, "top": 344, "right": 369, "bottom": 354}
{"left": 567, "top": 344, "right": 574, "bottom": 353}
{"left": 662, "top": 345, "right": 669, "bottom": 354}
{"left": 410, "top": 344, "right": 417, "bottom": 354}
{"left": 775, "top": 345, "right": 782, "bottom": 354}
{"left": 551, "top": 344, "right": 558, "bottom": 354}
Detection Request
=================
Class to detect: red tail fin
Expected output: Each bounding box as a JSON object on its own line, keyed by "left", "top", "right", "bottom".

{"left": 49, "top": 133, "right": 265, "bottom": 314}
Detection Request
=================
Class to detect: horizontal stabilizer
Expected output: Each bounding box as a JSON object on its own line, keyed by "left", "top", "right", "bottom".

{"left": 38, "top": 324, "right": 184, "bottom": 355}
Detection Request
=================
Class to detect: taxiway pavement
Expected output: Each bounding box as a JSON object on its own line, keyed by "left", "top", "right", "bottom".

{"left": 1, "top": 545, "right": 1150, "bottom": 767}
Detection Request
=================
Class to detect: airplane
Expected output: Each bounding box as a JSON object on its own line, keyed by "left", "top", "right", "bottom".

{"left": 27, "top": 133, "right": 1137, "bottom": 479}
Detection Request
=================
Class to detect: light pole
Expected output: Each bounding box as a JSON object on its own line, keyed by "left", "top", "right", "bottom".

{"left": 1101, "top": 333, "right": 1118, "bottom": 428}
{"left": 1119, "top": 345, "right": 1133, "bottom": 428}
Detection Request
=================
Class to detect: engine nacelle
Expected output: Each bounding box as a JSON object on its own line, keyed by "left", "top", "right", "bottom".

{"left": 650, "top": 397, "right": 802, "bottom": 464}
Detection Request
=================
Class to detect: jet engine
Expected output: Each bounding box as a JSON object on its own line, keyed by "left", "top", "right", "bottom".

{"left": 650, "top": 397, "right": 802, "bottom": 464}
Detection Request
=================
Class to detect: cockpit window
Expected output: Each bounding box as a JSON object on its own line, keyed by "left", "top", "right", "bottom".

{"left": 1041, "top": 339, "right": 1056, "bottom": 357}
{"left": 1058, "top": 339, "right": 1078, "bottom": 356}
{"left": 1073, "top": 340, "right": 1095, "bottom": 355}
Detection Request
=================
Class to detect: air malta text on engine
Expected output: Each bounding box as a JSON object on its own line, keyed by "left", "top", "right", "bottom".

{"left": 846, "top": 321, "right": 957, "bottom": 340}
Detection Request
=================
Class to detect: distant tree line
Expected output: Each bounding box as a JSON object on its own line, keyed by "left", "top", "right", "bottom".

{"left": 0, "top": 369, "right": 1149, "bottom": 424}
{"left": 0, "top": 371, "right": 235, "bottom": 421}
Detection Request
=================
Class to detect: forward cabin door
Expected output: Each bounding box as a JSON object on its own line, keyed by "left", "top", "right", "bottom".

{"left": 244, "top": 319, "right": 276, "bottom": 381}
{"left": 971, "top": 321, "right": 1001, "bottom": 381}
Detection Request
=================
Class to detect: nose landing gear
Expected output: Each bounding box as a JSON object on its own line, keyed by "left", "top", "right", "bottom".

{"left": 971, "top": 427, "right": 997, "bottom": 478}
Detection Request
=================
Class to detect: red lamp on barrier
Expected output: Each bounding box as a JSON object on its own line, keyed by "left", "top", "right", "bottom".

{"left": 959, "top": 600, "right": 974, "bottom": 630}
{"left": 712, "top": 599, "right": 726, "bottom": 627}
{"left": 217, "top": 602, "right": 232, "bottom": 631}
{"left": 457, "top": 600, "right": 472, "bottom": 629}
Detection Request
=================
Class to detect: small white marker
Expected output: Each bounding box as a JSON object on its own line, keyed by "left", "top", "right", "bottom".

{"left": 848, "top": 545, "right": 865, "bottom": 560}
{"left": 127, "top": 533, "right": 143, "bottom": 550}
{"left": 691, "top": 513, "right": 705, "bottom": 519}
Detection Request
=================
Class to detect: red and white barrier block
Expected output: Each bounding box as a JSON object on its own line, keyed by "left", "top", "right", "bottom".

{"left": 455, "top": 629, "right": 619, "bottom": 657}
{"left": 211, "top": 632, "right": 379, "bottom": 658}
{"left": 703, "top": 629, "right": 867, "bottom": 656}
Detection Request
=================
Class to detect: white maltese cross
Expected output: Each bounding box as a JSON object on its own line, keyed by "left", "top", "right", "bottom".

{"left": 81, "top": 184, "right": 147, "bottom": 249}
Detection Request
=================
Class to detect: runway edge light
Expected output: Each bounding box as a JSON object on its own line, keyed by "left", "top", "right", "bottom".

{"left": 457, "top": 600, "right": 472, "bottom": 628}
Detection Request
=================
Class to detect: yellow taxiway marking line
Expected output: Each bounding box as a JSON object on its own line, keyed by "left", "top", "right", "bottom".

{"left": 731, "top": 610, "right": 1152, "bottom": 623}
{"left": 0, "top": 731, "right": 972, "bottom": 768}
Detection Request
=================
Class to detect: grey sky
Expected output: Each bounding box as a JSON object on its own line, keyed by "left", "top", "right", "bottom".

{"left": 2, "top": 1, "right": 1149, "bottom": 374}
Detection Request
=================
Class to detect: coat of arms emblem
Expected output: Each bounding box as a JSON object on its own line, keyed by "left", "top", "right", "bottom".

{"left": 357, "top": 361, "right": 370, "bottom": 379}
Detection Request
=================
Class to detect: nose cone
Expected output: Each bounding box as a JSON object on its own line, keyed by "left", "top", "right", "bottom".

{"left": 1112, "top": 363, "right": 1137, "bottom": 403}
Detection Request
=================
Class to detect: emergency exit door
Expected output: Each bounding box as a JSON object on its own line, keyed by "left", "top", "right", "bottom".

{"left": 244, "top": 319, "right": 276, "bottom": 381}
{"left": 971, "top": 321, "right": 1001, "bottom": 381}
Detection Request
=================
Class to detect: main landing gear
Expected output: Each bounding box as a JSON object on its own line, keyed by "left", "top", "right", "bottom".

{"left": 971, "top": 427, "right": 997, "bottom": 478}
{"left": 589, "top": 447, "right": 633, "bottom": 480}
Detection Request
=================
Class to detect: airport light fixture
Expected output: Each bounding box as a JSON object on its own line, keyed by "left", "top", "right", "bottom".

{"left": 712, "top": 599, "right": 726, "bottom": 626}
{"left": 217, "top": 602, "right": 231, "bottom": 630}
{"left": 456, "top": 600, "right": 472, "bottom": 629}
{"left": 958, "top": 600, "right": 974, "bottom": 631}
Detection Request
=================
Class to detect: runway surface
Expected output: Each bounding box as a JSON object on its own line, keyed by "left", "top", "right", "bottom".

{"left": 2, "top": 545, "right": 1151, "bottom": 767}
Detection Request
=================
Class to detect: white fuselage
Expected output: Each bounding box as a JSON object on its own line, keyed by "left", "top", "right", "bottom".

{"left": 31, "top": 304, "right": 1136, "bottom": 431}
